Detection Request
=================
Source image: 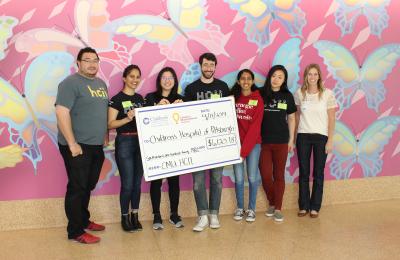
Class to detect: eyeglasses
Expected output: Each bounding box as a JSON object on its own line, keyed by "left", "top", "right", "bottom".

{"left": 81, "top": 59, "right": 100, "bottom": 64}
{"left": 161, "top": 76, "right": 174, "bottom": 81}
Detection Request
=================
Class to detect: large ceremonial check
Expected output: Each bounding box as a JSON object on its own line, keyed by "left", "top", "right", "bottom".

{"left": 135, "top": 96, "right": 242, "bottom": 181}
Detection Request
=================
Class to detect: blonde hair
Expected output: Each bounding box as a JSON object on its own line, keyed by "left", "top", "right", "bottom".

{"left": 301, "top": 63, "right": 325, "bottom": 100}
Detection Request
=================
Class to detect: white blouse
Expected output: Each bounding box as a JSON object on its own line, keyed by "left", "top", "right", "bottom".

{"left": 294, "top": 88, "right": 337, "bottom": 136}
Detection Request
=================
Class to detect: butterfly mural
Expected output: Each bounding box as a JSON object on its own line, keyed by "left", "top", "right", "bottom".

{"left": 314, "top": 40, "right": 400, "bottom": 113}
{"left": 0, "top": 51, "right": 74, "bottom": 171}
{"left": 97, "top": 132, "right": 118, "bottom": 189}
{"left": 0, "top": 0, "right": 398, "bottom": 201}
{"left": 334, "top": 0, "right": 391, "bottom": 37}
{"left": 105, "top": 0, "right": 230, "bottom": 68}
{"left": 284, "top": 151, "right": 296, "bottom": 183}
{"left": 14, "top": 0, "right": 130, "bottom": 80}
{"left": 0, "top": 50, "right": 117, "bottom": 186}
{"left": 331, "top": 116, "right": 400, "bottom": 179}
{"left": 224, "top": 0, "right": 306, "bottom": 49}
{"left": 0, "top": 16, "right": 18, "bottom": 60}
{"left": 0, "top": 144, "right": 26, "bottom": 170}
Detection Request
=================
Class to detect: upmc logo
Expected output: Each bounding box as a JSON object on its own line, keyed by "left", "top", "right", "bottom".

{"left": 143, "top": 118, "right": 150, "bottom": 125}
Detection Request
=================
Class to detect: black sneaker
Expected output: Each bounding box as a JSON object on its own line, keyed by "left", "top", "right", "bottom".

{"left": 169, "top": 213, "right": 184, "bottom": 228}
{"left": 131, "top": 212, "right": 143, "bottom": 231}
{"left": 153, "top": 213, "right": 164, "bottom": 230}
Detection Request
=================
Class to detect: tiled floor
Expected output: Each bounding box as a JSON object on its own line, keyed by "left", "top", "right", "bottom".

{"left": 1, "top": 200, "right": 399, "bottom": 260}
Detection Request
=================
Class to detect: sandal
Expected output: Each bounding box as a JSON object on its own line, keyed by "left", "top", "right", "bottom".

{"left": 297, "top": 210, "right": 308, "bottom": 217}
{"left": 310, "top": 210, "right": 319, "bottom": 218}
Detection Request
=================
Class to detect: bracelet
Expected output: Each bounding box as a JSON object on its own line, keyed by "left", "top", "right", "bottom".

{"left": 68, "top": 142, "right": 78, "bottom": 147}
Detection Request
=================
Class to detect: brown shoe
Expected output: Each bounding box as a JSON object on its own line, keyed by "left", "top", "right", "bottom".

{"left": 297, "top": 210, "right": 308, "bottom": 217}
{"left": 310, "top": 210, "right": 319, "bottom": 218}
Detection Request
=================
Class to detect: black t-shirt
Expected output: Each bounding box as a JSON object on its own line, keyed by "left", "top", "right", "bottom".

{"left": 144, "top": 91, "right": 184, "bottom": 106}
{"left": 184, "top": 78, "right": 229, "bottom": 101}
{"left": 261, "top": 90, "right": 297, "bottom": 144}
{"left": 109, "top": 91, "right": 145, "bottom": 134}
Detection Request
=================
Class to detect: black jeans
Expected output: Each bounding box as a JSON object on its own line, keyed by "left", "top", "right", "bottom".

{"left": 150, "top": 176, "right": 180, "bottom": 214}
{"left": 59, "top": 143, "right": 104, "bottom": 239}
{"left": 296, "top": 133, "right": 328, "bottom": 212}
{"left": 115, "top": 135, "right": 143, "bottom": 214}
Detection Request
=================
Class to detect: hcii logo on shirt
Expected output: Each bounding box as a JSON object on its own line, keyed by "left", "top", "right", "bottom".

{"left": 268, "top": 99, "right": 287, "bottom": 108}
{"left": 87, "top": 85, "right": 108, "bottom": 99}
{"left": 121, "top": 101, "right": 143, "bottom": 114}
{"left": 122, "top": 101, "right": 134, "bottom": 114}
{"left": 196, "top": 90, "right": 222, "bottom": 100}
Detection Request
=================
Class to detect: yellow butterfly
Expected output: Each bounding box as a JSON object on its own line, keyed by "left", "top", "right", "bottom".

{"left": 105, "top": 0, "right": 230, "bottom": 67}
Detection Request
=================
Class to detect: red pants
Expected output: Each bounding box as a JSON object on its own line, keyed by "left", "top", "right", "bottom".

{"left": 259, "top": 143, "right": 288, "bottom": 210}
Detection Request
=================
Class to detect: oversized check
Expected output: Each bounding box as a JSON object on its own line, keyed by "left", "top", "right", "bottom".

{"left": 135, "top": 96, "right": 242, "bottom": 181}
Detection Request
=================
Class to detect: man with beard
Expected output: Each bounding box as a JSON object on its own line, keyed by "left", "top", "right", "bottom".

{"left": 56, "top": 47, "right": 108, "bottom": 243}
{"left": 184, "top": 52, "right": 230, "bottom": 231}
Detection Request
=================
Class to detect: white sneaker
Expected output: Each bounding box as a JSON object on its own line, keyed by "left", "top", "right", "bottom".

{"left": 193, "top": 215, "right": 209, "bottom": 232}
{"left": 233, "top": 208, "right": 244, "bottom": 221}
{"left": 246, "top": 209, "right": 256, "bottom": 222}
{"left": 209, "top": 214, "right": 221, "bottom": 229}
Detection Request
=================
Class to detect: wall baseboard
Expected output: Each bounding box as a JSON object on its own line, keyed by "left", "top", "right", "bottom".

{"left": 1, "top": 176, "right": 399, "bottom": 231}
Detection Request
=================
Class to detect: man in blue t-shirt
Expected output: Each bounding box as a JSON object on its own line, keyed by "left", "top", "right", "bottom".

{"left": 55, "top": 47, "right": 108, "bottom": 244}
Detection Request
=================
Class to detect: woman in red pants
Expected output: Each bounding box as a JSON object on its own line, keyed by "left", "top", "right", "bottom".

{"left": 259, "top": 65, "right": 297, "bottom": 222}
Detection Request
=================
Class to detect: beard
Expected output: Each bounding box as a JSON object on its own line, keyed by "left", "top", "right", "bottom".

{"left": 201, "top": 70, "right": 215, "bottom": 79}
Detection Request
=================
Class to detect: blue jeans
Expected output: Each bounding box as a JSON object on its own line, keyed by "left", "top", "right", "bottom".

{"left": 296, "top": 133, "right": 328, "bottom": 212}
{"left": 192, "top": 167, "right": 223, "bottom": 216}
{"left": 233, "top": 144, "right": 261, "bottom": 210}
{"left": 115, "top": 135, "right": 143, "bottom": 215}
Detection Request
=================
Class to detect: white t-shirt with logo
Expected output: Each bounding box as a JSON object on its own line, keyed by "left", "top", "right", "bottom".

{"left": 294, "top": 88, "right": 337, "bottom": 136}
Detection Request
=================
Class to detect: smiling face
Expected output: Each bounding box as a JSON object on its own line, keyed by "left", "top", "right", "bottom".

{"left": 238, "top": 71, "right": 254, "bottom": 92}
{"left": 307, "top": 67, "right": 320, "bottom": 87}
{"left": 200, "top": 58, "right": 216, "bottom": 80}
{"left": 160, "top": 71, "right": 175, "bottom": 91}
{"left": 270, "top": 70, "right": 285, "bottom": 91}
{"left": 123, "top": 68, "right": 141, "bottom": 90}
{"left": 77, "top": 52, "right": 99, "bottom": 78}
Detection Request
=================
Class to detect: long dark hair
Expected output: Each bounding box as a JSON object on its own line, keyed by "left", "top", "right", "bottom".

{"left": 262, "top": 65, "right": 289, "bottom": 102}
{"left": 230, "top": 69, "right": 258, "bottom": 100}
{"left": 155, "top": 67, "right": 179, "bottom": 97}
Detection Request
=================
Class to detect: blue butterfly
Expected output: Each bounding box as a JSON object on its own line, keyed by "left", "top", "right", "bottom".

{"left": 0, "top": 52, "right": 74, "bottom": 171}
{"left": 225, "top": 0, "right": 306, "bottom": 49}
{"left": 334, "top": 0, "right": 391, "bottom": 37}
{"left": 331, "top": 116, "right": 400, "bottom": 179}
{"left": 314, "top": 40, "right": 400, "bottom": 113}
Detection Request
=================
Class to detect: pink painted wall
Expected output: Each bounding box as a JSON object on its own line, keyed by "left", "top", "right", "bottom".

{"left": 0, "top": 0, "right": 399, "bottom": 200}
